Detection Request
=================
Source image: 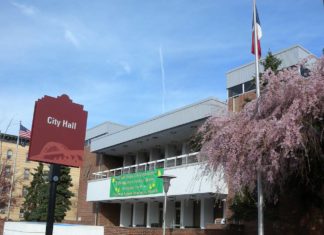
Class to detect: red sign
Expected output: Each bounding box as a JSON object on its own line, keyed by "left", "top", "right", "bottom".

{"left": 28, "top": 95, "right": 88, "bottom": 167}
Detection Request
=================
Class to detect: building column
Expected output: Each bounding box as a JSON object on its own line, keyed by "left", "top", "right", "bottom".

{"left": 120, "top": 203, "right": 132, "bottom": 227}
{"left": 180, "top": 199, "right": 185, "bottom": 229}
{"left": 222, "top": 199, "right": 227, "bottom": 222}
{"left": 146, "top": 202, "right": 151, "bottom": 228}
{"left": 133, "top": 202, "right": 145, "bottom": 227}
{"left": 166, "top": 200, "right": 175, "bottom": 228}
{"left": 200, "top": 198, "right": 205, "bottom": 229}
{"left": 181, "top": 142, "right": 188, "bottom": 154}
{"left": 132, "top": 203, "right": 136, "bottom": 227}
{"left": 181, "top": 143, "right": 189, "bottom": 164}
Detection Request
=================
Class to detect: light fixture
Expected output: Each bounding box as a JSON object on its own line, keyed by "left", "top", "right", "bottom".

{"left": 158, "top": 174, "right": 176, "bottom": 235}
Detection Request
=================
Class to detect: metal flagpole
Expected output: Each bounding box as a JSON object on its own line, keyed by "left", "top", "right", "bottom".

{"left": 253, "top": 0, "right": 264, "bottom": 235}
{"left": 7, "top": 121, "right": 21, "bottom": 220}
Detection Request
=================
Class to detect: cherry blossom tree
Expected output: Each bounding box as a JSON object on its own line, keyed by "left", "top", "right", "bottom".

{"left": 199, "top": 57, "right": 324, "bottom": 201}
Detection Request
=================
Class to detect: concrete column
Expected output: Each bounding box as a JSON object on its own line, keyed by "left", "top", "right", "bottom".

{"left": 150, "top": 202, "right": 160, "bottom": 227}
{"left": 120, "top": 203, "right": 132, "bottom": 227}
{"left": 200, "top": 198, "right": 205, "bottom": 229}
{"left": 133, "top": 202, "right": 145, "bottom": 227}
{"left": 181, "top": 143, "right": 189, "bottom": 154}
{"left": 180, "top": 199, "right": 185, "bottom": 229}
{"left": 146, "top": 202, "right": 151, "bottom": 228}
{"left": 166, "top": 200, "right": 175, "bottom": 228}
{"left": 223, "top": 199, "right": 227, "bottom": 221}
{"left": 132, "top": 203, "right": 136, "bottom": 227}
{"left": 181, "top": 143, "right": 189, "bottom": 164}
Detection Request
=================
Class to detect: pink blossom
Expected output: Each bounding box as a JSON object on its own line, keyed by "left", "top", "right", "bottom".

{"left": 199, "top": 57, "right": 324, "bottom": 198}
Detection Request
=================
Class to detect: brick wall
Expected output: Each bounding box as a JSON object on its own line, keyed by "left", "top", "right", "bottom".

{"left": 77, "top": 148, "right": 124, "bottom": 226}
{"left": 99, "top": 203, "right": 120, "bottom": 226}
{"left": 228, "top": 91, "right": 256, "bottom": 113}
{"left": 76, "top": 146, "right": 97, "bottom": 225}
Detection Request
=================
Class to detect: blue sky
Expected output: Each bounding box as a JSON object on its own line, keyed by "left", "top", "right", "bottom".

{"left": 0, "top": 0, "right": 323, "bottom": 134}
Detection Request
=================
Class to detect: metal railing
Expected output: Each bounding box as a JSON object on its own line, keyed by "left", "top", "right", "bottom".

{"left": 92, "top": 152, "right": 200, "bottom": 179}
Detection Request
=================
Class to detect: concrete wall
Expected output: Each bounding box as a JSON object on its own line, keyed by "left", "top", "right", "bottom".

{"left": 120, "top": 203, "right": 132, "bottom": 227}
{"left": 147, "top": 202, "right": 159, "bottom": 226}
{"left": 87, "top": 163, "right": 227, "bottom": 202}
{"left": 133, "top": 203, "right": 145, "bottom": 226}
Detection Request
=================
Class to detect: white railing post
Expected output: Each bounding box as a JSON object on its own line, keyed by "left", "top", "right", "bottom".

{"left": 90, "top": 152, "right": 200, "bottom": 180}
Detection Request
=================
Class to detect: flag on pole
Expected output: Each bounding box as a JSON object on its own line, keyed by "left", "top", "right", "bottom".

{"left": 251, "top": 6, "right": 262, "bottom": 58}
{"left": 19, "top": 124, "right": 31, "bottom": 139}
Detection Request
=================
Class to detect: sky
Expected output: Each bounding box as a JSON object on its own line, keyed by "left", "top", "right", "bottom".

{"left": 0, "top": 0, "right": 323, "bottom": 134}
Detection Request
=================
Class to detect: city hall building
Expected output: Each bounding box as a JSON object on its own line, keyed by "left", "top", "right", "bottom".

{"left": 77, "top": 98, "right": 229, "bottom": 233}
{"left": 77, "top": 45, "right": 316, "bottom": 234}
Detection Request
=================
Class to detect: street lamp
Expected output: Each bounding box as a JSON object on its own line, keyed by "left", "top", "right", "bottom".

{"left": 158, "top": 174, "right": 176, "bottom": 235}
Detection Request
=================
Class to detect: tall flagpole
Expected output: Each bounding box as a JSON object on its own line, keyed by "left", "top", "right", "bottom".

{"left": 253, "top": 0, "right": 264, "bottom": 235}
{"left": 7, "top": 121, "right": 20, "bottom": 220}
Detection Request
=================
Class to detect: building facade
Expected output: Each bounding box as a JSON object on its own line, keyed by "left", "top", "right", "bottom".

{"left": 226, "top": 45, "right": 314, "bottom": 112}
{"left": 78, "top": 45, "right": 316, "bottom": 233}
{"left": 0, "top": 133, "right": 80, "bottom": 221}
{"left": 78, "top": 98, "right": 229, "bottom": 232}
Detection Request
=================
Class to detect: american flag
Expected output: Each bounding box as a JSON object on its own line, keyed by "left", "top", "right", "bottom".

{"left": 19, "top": 124, "right": 31, "bottom": 139}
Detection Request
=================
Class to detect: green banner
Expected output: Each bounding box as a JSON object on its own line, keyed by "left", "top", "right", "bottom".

{"left": 110, "top": 168, "right": 164, "bottom": 197}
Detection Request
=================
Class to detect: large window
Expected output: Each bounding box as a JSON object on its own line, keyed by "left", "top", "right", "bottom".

{"left": 228, "top": 80, "right": 256, "bottom": 98}
{"left": 244, "top": 80, "right": 256, "bottom": 92}
{"left": 228, "top": 84, "right": 243, "bottom": 98}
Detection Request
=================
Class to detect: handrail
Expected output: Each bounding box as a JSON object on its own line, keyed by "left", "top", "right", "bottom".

{"left": 92, "top": 152, "right": 200, "bottom": 179}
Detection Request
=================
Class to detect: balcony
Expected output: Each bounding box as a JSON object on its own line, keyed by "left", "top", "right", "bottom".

{"left": 87, "top": 152, "right": 227, "bottom": 202}
{"left": 92, "top": 152, "right": 200, "bottom": 179}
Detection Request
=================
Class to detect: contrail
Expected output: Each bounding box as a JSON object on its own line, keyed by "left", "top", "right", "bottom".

{"left": 159, "top": 46, "right": 166, "bottom": 113}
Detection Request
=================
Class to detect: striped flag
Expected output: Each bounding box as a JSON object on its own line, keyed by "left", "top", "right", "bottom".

{"left": 251, "top": 6, "right": 262, "bottom": 58}
{"left": 19, "top": 124, "right": 31, "bottom": 139}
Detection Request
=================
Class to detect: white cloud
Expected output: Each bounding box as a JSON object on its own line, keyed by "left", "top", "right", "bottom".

{"left": 11, "top": 2, "right": 37, "bottom": 16}
{"left": 64, "top": 29, "right": 80, "bottom": 48}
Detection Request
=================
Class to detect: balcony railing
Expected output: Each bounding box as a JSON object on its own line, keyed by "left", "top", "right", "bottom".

{"left": 92, "top": 152, "right": 201, "bottom": 179}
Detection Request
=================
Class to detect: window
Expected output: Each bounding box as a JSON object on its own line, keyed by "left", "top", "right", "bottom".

{"left": 5, "top": 166, "right": 11, "bottom": 177}
{"left": 22, "top": 186, "right": 28, "bottom": 197}
{"left": 244, "top": 80, "right": 256, "bottom": 92}
{"left": 7, "top": 150, "right": 13, "bottom": 160}
{"left": 23, "top": 168, "right": 30, "bottom": 180}
{"left": 19, "top": 208, "right": 25, "bottom": 218}
{"left": 228, "top": 84, "right": 243, "bottom": 98}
